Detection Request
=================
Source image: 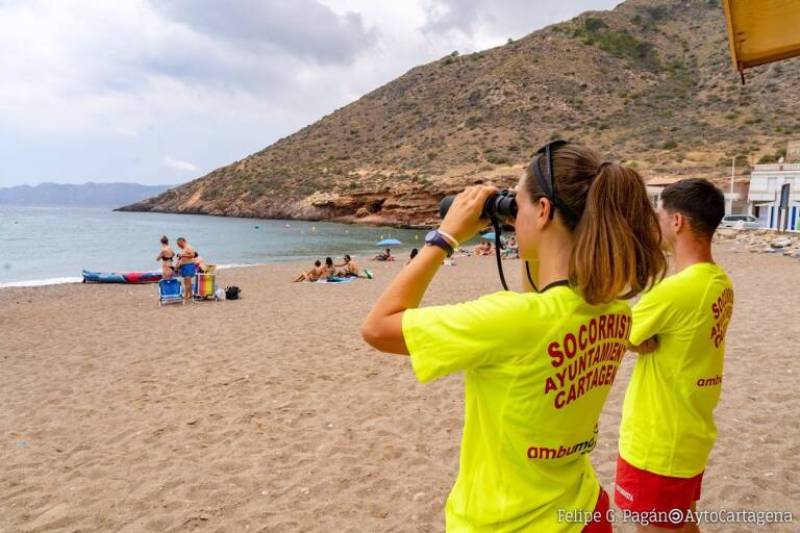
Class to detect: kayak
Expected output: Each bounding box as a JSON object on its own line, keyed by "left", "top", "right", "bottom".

{"left": 82, "top": 269, "right": 162, "bottom": 284}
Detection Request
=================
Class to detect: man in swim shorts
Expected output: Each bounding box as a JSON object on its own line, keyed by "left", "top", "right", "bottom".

{"left": 616, "top": 179, "right": 733, "bottom": 532}
{"left": 176, "top": 237, "right": 197, "bottom": 302}
{"left": 336, "top": 255, "right": 364, "bottom": 277}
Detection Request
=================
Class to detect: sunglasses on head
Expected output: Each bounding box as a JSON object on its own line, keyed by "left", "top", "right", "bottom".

{"left": 528, "top": 139, "right": 577, "bottom": 223}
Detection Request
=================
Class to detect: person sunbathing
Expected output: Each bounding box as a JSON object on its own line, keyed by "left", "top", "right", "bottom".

{"left": 294, "top": 260, "right": 324, "bottom": 282}
{"left": 474, "top": 241, "right": 494, "bottom": 256}
{"left": 503, "top": 236, "right": 520, "bottom": 260}
{"left": 320, "top": 257, "right": 336, "bottom": 279}
{"left": 373, "top": 248, "right": 394, "bottom": 261}
{"left": 156, "top": 235, "right": 175, "bottom": 279}
{"left": 336, "top": 255, "right": 362, "bottom": 277}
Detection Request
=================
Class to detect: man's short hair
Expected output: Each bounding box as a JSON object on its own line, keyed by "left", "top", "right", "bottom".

{"left": 661, "top": 178, "right": 725, "bottom": 238}
{"left": 177, "top": 237, "right": 186, "bottom": 243}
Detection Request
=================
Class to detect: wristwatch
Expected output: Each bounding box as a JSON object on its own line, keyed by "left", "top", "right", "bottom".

{"left": 425, "top": 230, "right": 456, "bottom": 257}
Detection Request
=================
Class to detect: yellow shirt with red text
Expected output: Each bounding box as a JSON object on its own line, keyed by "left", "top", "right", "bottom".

{"left": 620, "top": 263, "right": 734, "bottom": 478}
{"left": 402, "top": 287, "right": 630, "bottom": 532}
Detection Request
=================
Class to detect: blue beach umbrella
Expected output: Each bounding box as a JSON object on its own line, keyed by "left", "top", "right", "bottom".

{"left": 377, "top": 238, "right": 402, "bottom": 247}
{"left": 481, "top": 232, "right": 506, "bottom": 245}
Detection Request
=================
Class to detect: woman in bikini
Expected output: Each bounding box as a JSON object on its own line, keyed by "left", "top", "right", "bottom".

{"left": 156, "top": 236, "right": 175, "bottom": 279}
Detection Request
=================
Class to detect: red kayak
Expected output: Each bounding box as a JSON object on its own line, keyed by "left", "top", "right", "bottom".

{"left": 82, "top": 270, "right": 162, "bottom": 283}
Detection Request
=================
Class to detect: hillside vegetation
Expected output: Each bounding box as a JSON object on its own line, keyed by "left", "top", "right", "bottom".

{"left": 122, "top": 0, "right": 800, "bottom": 227}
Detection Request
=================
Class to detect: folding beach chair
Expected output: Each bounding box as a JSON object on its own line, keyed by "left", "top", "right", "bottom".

{"left": 158, "top": 278, "right": 183, "bottom": 306}
{"left": 192, "top": 272, "right": 219, "bottom": 301}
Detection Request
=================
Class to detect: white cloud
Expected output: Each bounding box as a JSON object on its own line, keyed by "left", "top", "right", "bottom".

{"left": 0, "top": 0, "right": 621, "bottom": 186}
{"left": 163, "top": 156, "right": 198, "bottom": 172}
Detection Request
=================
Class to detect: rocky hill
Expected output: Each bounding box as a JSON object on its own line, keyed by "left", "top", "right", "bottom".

{"left": 121, "top": 0, "right": 800, "bottom": 227}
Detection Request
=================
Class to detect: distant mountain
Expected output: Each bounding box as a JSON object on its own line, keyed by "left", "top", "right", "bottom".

{"left": 123, "top": 0, "right": 800, "bottom": 227}
{"left": 0, "top": 182, "right": 172, "bottom": 208}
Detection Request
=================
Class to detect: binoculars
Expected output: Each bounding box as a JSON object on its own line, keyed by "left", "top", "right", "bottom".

{"left": 439, "top": 189, "right": 518, "bottom": 221}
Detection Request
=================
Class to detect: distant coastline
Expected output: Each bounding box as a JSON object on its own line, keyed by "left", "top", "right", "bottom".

{"left": 0, "top": 182, "right": 174, "bottom": 208}
{"left": 115, "top": 204, "right": 436, "bottom": 230}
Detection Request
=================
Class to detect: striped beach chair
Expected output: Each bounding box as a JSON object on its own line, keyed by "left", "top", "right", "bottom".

{"left": 192, "top": 272, "right": 218, "bottom": 301}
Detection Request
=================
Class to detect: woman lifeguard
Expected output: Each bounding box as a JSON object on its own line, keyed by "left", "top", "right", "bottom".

{"left": 362, "top": 142, "right": 667, "bottom": 532}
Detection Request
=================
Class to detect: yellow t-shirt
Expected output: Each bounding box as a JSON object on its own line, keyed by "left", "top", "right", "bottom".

{"left": 402, "top": 287, "right": 631, "bottom": 532}
{"left": 620, "top": 262, "right": 734, "bottom": 478}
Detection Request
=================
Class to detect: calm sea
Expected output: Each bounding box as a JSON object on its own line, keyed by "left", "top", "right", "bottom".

{"left": 0, "top": 207, "right": 427, "bottom": 286}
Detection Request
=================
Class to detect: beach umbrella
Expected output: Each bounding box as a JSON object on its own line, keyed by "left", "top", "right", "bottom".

{"left": 377, "top": 238, "right": 402, "bottom": 246}
{"left": 481, "top": 232, "right": 508, "bottom": 246}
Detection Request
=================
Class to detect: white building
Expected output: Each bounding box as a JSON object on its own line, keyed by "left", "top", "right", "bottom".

{"left": 645, "top": 176, "right": 683, "bottom": 208}
{"left": 747, "top": 163, "right": 800, "bottom": 230}
{"left": 647, "top": 175, "right": 748, "bottom": 215}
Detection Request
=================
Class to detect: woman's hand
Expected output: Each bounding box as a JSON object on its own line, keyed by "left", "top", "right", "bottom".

{"left": 439, "top": 185, "right": 498, "bottom": 243}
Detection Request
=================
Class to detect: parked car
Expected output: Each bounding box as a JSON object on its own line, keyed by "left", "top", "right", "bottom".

{"left": 720, "top": 214, "right": 763, "bottom": 229}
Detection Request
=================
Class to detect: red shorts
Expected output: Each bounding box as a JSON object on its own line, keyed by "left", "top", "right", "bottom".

{"left": 582, "top": 488, "right": 612, "bottom": 533}
{"left": 614, "top": 456, "right": 703, "bottom": 529}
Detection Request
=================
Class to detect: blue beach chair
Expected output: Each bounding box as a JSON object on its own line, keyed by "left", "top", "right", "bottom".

{"left": 158, "top": 278, "right": 183, "bottom": 306}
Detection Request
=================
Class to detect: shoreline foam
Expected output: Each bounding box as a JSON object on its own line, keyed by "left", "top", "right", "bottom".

{"left": 0, "top": 276, "right": 84, "bottom": 289}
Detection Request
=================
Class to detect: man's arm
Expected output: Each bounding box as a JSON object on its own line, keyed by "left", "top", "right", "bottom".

{"left": 628, "top": 336, "right": 658, "bottom": 354}
{"left": 629, "top": 282, "right": 674, "bottom": 352}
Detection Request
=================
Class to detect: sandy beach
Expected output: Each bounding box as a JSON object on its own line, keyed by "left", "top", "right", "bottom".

{"left": 1, "top": 245, "right": 798, "bottom": 533}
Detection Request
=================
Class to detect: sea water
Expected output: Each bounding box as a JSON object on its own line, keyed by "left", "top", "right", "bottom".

{"left": 0, "top": 206, "right": 426, "bottom": 286}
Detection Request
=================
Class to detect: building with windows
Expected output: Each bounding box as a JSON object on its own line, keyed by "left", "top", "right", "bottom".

{"left": 646, "top": 175, "right": 749, "bottom": 215}
{"left": 645, "top": 176, "right": 682, "bottom": 208}
{"left": 747, "top": 162, "right": 800, "bottom": 230}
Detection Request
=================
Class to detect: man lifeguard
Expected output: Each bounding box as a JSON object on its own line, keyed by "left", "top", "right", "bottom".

{"left": 616, "top": 179, "right": 734, "bottom": 532}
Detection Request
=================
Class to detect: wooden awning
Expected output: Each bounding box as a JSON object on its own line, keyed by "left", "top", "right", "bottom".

{"left": 723, "top": 0, "right": 800, "bottom": 78}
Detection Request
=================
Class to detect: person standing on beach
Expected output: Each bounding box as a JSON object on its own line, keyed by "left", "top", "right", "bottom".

{"left": 156, "top": 236, "right": 175, "bottom": 279}
{"left": 615, "top": 179, "right": 733, "bottom": 532}
{"left": 175, "top": 237, "right": 197, "bottom": 302}
{"left": 362, "top": 142, "right": 667, "bottom": 532}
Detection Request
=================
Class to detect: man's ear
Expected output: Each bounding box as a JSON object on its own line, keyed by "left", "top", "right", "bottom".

{"left": 673, "top": 212, "right": 687, "bottom": 234}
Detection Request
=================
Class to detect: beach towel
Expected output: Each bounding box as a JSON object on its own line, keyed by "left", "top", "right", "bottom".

{"left": 316, "top": 277, "right": 356, "bottom": 284}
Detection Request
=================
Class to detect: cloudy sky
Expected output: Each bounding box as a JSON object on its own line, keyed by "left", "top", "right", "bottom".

{"left": 0, "top": 0, "right": 620, "bottom": 187}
